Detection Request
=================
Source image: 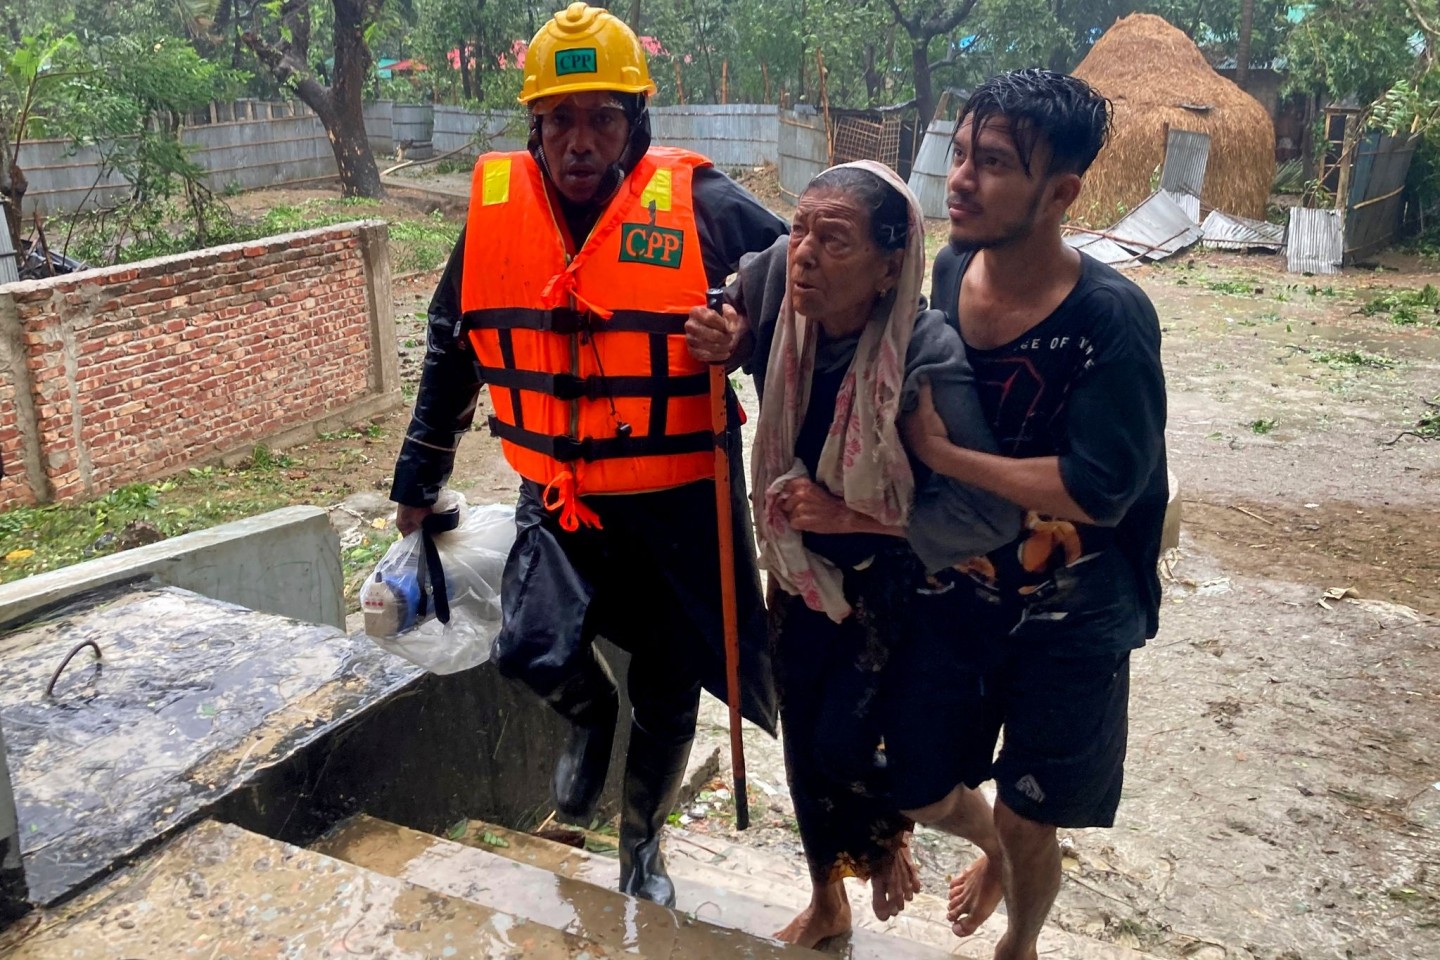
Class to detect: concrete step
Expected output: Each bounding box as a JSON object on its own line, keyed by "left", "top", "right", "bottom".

{"left": 439, "top": 818, "right": 957, "bottom": 960}
{"left": 0, "top": 819, "right": 625, "bottom": 959}
{"left": 451, "top": 818, "right": 1168, "bottom": 960}
{"left": 314, "top": 814, "right": 817, "bottom": 959}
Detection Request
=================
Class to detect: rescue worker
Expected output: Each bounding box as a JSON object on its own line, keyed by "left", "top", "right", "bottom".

{"left": 388, "top": 2, "right": 786, "bottom": 907}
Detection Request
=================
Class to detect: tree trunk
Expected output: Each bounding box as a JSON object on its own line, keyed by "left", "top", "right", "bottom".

{"left": 1235, "top": 0, "right": 1255, "bottom": 90}
{"left": 243, "top": 0, "right": 384, "bottom": 199}
{"left": 459, "top": 40, "right": 473, "bottom": 100}
{"left": 628, "top": 0, "right": 642, "bottom": 34}
{"left": 912, "top": 39, "right": 936, "bottom": 128}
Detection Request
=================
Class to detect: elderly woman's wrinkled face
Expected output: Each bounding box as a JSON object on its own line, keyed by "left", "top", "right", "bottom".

{"left": 787, "top": 188, "right": 902, "bottom": 335}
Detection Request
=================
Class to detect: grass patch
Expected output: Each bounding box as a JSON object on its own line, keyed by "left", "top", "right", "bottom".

{"left": 1249, "top": 418, "right": 1277, "bottom": 435}
{"left": 388, "top": 212, "right": 462, "bottom": 274}
{"left": 256, "top": 199, "right": 459, "bottom": 274}
{"left": 1310, "top": 349, "right": 1397, "bottom": 370}
{"left": 1360, "top": 284, "right": 1440, "bottom": 326}
{"left": 0, "top": 457, "right": 296, "bottom": 585}
{"left": 0, "top": 439, "right": 387, "bottom": 593}
{"left": 68, "top": 196, "right": 459, "bottom": 278}
{"left": 1205, "top": 278, "right": 1260, "bottom": 296}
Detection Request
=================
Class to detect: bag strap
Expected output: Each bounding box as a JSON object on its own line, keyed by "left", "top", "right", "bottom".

{"left": 418, "top": 506, "right": 462, "bottom": 625}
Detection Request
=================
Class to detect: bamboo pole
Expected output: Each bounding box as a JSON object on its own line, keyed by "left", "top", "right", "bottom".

{"left": 816, "top": 49, "right": 834, "bottom": 165}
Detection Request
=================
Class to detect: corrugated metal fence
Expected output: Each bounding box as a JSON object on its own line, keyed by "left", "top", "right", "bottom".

{"left": 19, "top": 100, "right": 799, "bottom": 217}
{"left": 19, "top": 103, "right": 336, "bottom": 217}
{"left": 778, "top": 108, "right": 828, "bottom": 201}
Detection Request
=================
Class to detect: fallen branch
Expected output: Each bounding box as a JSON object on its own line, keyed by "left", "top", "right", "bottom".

{"left": 1228, "top": 503, "right": 1275, "bottom": 526}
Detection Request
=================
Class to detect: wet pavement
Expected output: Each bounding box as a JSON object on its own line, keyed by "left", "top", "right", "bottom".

{"left": 2, "top": 819, "right": 625, "bottom": 958}
{"left": 0, "top": 582, "right": 419, "bottom": 904}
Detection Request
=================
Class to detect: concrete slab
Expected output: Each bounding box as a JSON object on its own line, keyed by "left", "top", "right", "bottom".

{"left": 316, "top": 814, "right": 815, "bottom": 960}
{"left": 0, "top": 819, "right": 620, "bottom": 959}
{"left": 0, "top": 506, "right": 345, "bottom": 632}
{"left": 0, "top": 583, "right": 418, "bottom": 905}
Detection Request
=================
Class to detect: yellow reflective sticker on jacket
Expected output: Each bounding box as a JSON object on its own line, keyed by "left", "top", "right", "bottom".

{"left": 482, "top": 159, "right": 511, "bottom": 206}
{"left": 640, "top": 168, "right": 672, "bottom": 213}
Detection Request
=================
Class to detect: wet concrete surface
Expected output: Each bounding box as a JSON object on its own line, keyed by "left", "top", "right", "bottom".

{"left": 0, "top": 582, "right": 420, "bottom": 905}
{"left": 315, "top": 815, "right": 815, "bottom": 959}
{"left": 0, "top": 819, "right": 627, "bottom": 958}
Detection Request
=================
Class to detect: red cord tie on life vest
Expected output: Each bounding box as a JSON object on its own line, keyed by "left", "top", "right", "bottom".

{"left": 542, "top": 271, "right": 614, "bottom": 321}
{"left": 542, "top": 469, "right": 603, "bottom": 531}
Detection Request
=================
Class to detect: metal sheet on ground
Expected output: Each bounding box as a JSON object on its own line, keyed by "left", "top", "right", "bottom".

{"left": 1201, "top": 210, "right": 1286, "bottom": 251}
{"left": 1106, "top": 191, "right": 1203, "bottom": 260}
{"left": 1065, "top": 232, "right": 1143, "bottom": 268}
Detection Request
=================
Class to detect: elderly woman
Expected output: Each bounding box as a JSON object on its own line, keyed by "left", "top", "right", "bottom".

{"left": 686, "top": 162, "right": 1021, "bottom": 947}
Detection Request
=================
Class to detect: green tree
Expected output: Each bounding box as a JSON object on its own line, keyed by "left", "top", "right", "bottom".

{"left": 0, "top": 29, "right": 81, "bottom": 253}
{"left": 1283, "top": 0, "right": 1426, "bottom": 104}
{"left": 879, "top": 0, "right": 981, "bottom": 125}
{"left": 242, "top": 0, "right": 388, "bottom": 197}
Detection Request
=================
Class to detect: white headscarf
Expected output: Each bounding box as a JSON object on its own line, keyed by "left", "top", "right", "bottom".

{"left": 751, "top": 160, "right": 927, "bottom": 622}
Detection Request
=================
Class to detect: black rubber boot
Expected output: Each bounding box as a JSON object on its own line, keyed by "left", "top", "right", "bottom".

{"left": 617, "top": 719, "right": 694, "bottom": 907}
{"left": 545, "top": 652, "right": 619, "bottom": 823}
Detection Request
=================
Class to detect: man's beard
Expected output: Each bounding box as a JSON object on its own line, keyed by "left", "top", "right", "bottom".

{"left": 948, "top": 186, "right": 1046, "bottom": 254}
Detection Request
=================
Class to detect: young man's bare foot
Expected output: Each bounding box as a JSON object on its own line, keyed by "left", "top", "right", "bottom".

{"left": 871, "top": 833, "right": 923, "bottom": 921}
{"left": 947, "top": 854, "right": 1004, "bottom": 936}
{"left": 775, "top": 882, "right": 852, "bottom": 949}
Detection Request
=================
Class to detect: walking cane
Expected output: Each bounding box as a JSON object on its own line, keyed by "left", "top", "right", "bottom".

{"left": 706, "top": 288, "right": 750, "bottom": 830}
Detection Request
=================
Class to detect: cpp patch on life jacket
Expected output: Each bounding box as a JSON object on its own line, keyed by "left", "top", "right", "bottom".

{"left": 619, "top": 223, "right": 684, "bottom": 268}
{"left": 555, "top": 48, "right": 598, "bottom": 76}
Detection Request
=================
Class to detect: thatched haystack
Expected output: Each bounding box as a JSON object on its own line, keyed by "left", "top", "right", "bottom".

{"left": 1072, "top": 13, "right": 1275, "bottom": 225}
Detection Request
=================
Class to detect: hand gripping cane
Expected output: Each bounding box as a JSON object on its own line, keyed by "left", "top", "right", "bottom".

{"left": 706, "top": 288, "right": 750, "bottom": 830}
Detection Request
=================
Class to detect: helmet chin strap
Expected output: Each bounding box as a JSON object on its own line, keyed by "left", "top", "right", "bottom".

{"left": 529, "top": 94, "right": 653, "bottom": 211}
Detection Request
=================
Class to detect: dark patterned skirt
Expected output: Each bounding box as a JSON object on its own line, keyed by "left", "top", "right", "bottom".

{"left": 770, "top": 544, "right": 923, "bottom": 885}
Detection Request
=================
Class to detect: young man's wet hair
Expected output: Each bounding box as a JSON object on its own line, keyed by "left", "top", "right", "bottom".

{"left": 956, "top": 68, "right": 1114, "bottom": 178}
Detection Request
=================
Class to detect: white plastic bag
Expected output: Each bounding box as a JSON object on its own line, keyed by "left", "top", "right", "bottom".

{"left": 361, "top": 491, "right": 516, "bottom": 674}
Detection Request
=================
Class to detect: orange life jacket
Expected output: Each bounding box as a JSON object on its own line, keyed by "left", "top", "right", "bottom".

{"left": 459, "top": 147, "right": 716, "bottom": 531}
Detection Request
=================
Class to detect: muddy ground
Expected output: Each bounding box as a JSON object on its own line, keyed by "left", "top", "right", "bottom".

{"left": 220, "top": 177, "right": 1440, "bottom": 959}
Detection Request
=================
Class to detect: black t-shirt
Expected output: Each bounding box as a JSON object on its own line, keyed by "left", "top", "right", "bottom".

{"left": 930, "top": 246, "right": 1168, "bottom": 646}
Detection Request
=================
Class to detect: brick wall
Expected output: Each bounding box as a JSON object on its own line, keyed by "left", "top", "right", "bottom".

{"left": 0, "top": 222, "right": 400, "bottom": 505}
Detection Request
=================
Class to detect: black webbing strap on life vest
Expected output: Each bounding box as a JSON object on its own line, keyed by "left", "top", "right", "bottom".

{"left": 487, "top": 417, "right": 714, "bottom": 463}
{"left": 416, "top": 505, "right": 462, "bottom": 625}
{"left": 495, "top": 329, "right": 524, "bottom": 430}
{"left": 473, "top": 366, "right": 709, "bottom": 401}
{"left": 459, "top": 307, "right": 687, "bottom": 337}
{"left": 648, "top": 334, "right": 671, "bottom": 439}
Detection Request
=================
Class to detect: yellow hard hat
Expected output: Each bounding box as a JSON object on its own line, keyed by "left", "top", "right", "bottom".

{"left": 520, "top": 3, "right": 657, "bottom": 105}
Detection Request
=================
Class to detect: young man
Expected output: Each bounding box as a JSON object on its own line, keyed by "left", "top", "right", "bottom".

{"left": 902, "top": 69, "right": 1168, "bottom": 960}
{"left": 388, "top": 3, "right": 787, "bottom": 907}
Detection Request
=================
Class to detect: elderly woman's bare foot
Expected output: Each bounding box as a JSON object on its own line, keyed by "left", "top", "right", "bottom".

{"left": 776, "top": 882, "right": 852, "bottom": 949}
{"left": 947, "top": 854, "right": 1004, "bottom": 936}
{"left": 871, "top": 833, "right": 923, "bottom": 921}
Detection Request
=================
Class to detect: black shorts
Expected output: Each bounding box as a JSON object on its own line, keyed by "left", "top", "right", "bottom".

{"left": 966, "top": 558, "right": 1143, "bottom": 829}
{"left": 984, "top": 645, "right": 1131, "bottom": 828}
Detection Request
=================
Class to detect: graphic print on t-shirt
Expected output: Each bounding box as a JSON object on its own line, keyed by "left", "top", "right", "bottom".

{"left": 960, "top": 316, "right": 1112, "bottom": 605}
